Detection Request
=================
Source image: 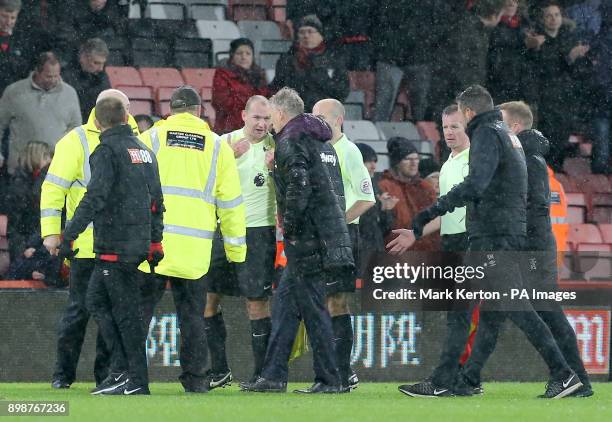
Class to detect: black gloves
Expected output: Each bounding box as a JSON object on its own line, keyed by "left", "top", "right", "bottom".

{"left": 58, "top": 239, "right": 78, "bottom": 261}
{"left": 412, "top": 204, "right": 445, "bottom": 239}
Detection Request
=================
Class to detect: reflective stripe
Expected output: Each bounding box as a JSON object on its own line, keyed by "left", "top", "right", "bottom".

{"left": 202, "top": 137, "right": 221, "bottom": 203}
{"left": 66, "top": 219, "right": 94, "bottom": 230}
{"left": 223, "top": 236, "right": 246, "bottom": 246}
{"left": 44, "top": 173, "right": 72, "bottom": 189}
{"left": 551, "top": 216, "right": 567, "bottom": 224}
{"left": 41, "top": 208, "right": 62, "bottom": 218}
{"left": 164, "top": 224, "right": 215, "bottom": 239}
{"left": 216, "top": 195, "right": 243, "bottom": 209}
{"left": 75, "top": 126, "right": 91, "bottom": 187}
{"left": 162, "top": 185, "right": 214, "bottom": 205}
{"left": 150, "top": 128, "right": 160, "bottom": 155}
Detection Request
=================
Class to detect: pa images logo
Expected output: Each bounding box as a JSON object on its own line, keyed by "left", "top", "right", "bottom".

{"left": 254, "top": 172, "right": 265, "bottom": 187}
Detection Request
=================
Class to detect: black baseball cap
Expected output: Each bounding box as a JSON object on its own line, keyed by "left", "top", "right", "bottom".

{"left": 170, "top": 86, "right": 201, "bottom": 109}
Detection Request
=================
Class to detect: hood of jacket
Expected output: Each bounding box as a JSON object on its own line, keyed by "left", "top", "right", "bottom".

{"left": 276, "top": 113, "right": 332, "bottom": 144}
{"left": 465, "top": 109, "right": 503, "bottom": 138}
{"left": 517, "top": 129, "right": 550, "bottom": 157}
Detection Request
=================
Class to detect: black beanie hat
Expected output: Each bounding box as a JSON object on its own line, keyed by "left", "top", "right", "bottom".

{"left": 387, "top": 137, "right": 418, "bottom": 168}
{"left": 356, "top": 142, "right": 377, "bottom": 163}
{"left": 230, "top": 37, "right": 255, "bottom": 57}
{"left": 298, "top": 14, "right": 324, "bottom": 34}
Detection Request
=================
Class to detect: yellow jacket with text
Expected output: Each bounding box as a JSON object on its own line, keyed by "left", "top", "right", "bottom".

{"left": 138, "top": 112, "right": 246, "bottom": 279}
{"left": 40, "top": 109, "right": 139, "bottom": 258}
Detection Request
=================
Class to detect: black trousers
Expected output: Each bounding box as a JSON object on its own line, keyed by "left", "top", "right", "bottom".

{"left": 53, "top": 258, "right": 110, "bottom": 384}
{"left": 462, "top": 246, "right": 590, "bottom": 387}
{"left": 86, "top": 261, "right": 148, "bottom": 387}
{"left": 431, "top": 235, "right": 572, "bottom": 387}
{"left": 140, "top": 273, "right": 208, "bottom": 390}
{"left": 261, "top": 259, "right": 340, "bottom": 385}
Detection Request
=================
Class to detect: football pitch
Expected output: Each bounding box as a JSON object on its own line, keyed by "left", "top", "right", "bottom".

{"left": 0, "top": 383, "right": 610, "bottom": 422}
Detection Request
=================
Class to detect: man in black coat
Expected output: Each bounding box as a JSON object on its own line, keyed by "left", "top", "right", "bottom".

{"left": 63, "top": 38, "right": 111, "bottom": 123}
{"left": 57, "top": 96, "right": 164, "bottom": 396}
{"left": 389, "top": 85, "right": 581, "bottom": 399}
{"left": 241, "top": 87, "right": 354, "bottom": 394}
{"left": 459, "top": 101, "right": 593, "bottom": 398}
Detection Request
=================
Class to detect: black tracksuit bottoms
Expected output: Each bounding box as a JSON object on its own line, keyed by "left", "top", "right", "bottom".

{"left": 86, "top": 260, "right": 148, "bottom": 387}
{"left": 261, "top": 258, "right": 340, "bottom": 386}
{"left": 53, "top": 258, "right": 110, "bottom": 384}
{"left": 139, "top": 274, "right": 208, "bottom": 390}
{"left": 431, "top": 235, "right": 572, "bottom": 387}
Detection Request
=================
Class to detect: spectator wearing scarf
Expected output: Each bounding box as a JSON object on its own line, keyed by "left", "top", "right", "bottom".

{"left": 212, "top": 38, "right": 269, "bottom": 134}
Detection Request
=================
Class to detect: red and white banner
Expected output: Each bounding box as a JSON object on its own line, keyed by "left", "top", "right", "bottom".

{"left": 565, "top": 309, "right": 611, "bottom": 374}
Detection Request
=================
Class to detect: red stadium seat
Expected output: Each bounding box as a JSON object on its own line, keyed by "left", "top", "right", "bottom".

{"left": 200, "top": 87, "right": 213, "bottom": 102}
{"left": 577, "top": 174, "right": 611, "bottom": 193}
{"left": 181, "top": 68, "right": 216, "bottom": 90}
{"left": 202, "top": 102, "right": 216, "bottom": 128}
{"left": 229, "top": 0, "right": 268, "bottom": 20}
{"left": 0, "top": 279, "right": 47, "bottom": 289}
{"left": 563, "top": 157, "right": 591, "bottom": 177}
{"left": 568, "top": 224, "right": 603, "bottom": 247}
{"left": 0, "top": 215, "right": 7, "bottom": 236}
{"left": 554, "top": 173, "right": 578, "bottom": 193}
{"left": 416, "top": 121, "right": 441, "bottom": 142}
{"left": 116, "top": 85, "right": 154, "bottom": 101}
{"left": 566, "top": 193, "right": 587, "bottom": 224}
{"left": 106, "top": 66, "right": 143, "bottom": 87}
{"left": 156, "top": 87, "right": 175, "bottom": 115}
{"left": 130, "top": 100, "right": 154, "bottom": 116}
{"left": 348, "top": 71, "right": 376, "bottom": 119}
{"left": 139, "top": 67, "right": 185, "bottom": 91}
{"left": 599, "top": 224, "right": 612, "bottom": 244}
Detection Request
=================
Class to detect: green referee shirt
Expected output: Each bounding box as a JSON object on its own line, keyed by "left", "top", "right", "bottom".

{"left": 223, "top": 128, "right": 276, "bottom": 227}
{"left": 331, "top": 134, "right": 376, "bottom": 224}
{"left": 439, "top": 147, "right": 469, "bottom": 235}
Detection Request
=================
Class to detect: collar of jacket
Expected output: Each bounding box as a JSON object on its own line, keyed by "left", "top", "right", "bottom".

{"left": 518, "top": 129, "right": 550, "bottom": 156}
{"left": 165, "top": 112, "right": 212, "bottom": 130}
{"left": 466, "top": 109, "right": 502, "bottom": 138}
{"left": 85, "top": 108, "right": 140, "bottom": 135}
{"left": 99, "top": 124, "right": 134, "bottom": 142}
{"left": 29, "top": 72, "right": 63, "bottom": 93}
{"left": 275, "top": 113, "right": 332, "bottom": 143}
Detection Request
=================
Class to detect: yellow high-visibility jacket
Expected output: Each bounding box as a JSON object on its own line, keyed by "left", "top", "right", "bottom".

{"left": 40, "top": 109, "right": 139, "bottom": 258}
{"left": 138, "top": 112, "right": 246, "bottom": 279}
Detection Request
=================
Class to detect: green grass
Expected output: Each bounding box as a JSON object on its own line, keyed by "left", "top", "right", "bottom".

{"left": 0, "top": 382, "right": 610, "bottom": 422}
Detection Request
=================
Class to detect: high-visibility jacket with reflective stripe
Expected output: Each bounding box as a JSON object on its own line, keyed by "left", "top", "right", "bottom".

{"left": 548, "top": 166, "right": 568, "bottom": 252}
{"left": 40, "top": 109, "right": 139, "bottom": 258}
{"left": 138, "top": 112, "right": 246, "bottom": 279}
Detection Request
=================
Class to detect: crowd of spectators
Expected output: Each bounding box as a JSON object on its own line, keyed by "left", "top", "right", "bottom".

{"left": 0, "top": 0, "right": 610, "bottom": 280}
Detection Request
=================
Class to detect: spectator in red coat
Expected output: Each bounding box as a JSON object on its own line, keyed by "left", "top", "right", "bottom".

{"left": 212, "top": 38, "right": 269, "bottom": 134}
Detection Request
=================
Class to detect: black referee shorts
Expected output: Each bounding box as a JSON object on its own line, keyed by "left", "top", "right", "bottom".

{"left": 324, "top": 224, "right": 360, "bottom": 296}
{"left": 206, "top": 226, "right": 276, "bottom": 299}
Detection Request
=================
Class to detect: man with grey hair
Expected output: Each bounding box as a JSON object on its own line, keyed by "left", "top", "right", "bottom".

{"left": 63, "top": 38, "right": 111, "bottom": 122}
{"left": 241, "top": 87, "right": 354, "bottom": 394}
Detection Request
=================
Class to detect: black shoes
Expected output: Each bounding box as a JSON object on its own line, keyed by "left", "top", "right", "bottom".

{"left": 207, "top": 370, "right": 233, "bottom": 390}
{"left": 51, "top": 379, "right": 71, "bottom": 389}
{"left": 347, "top": 370, "right": 359, "bottom": 391}
{"left": 102, "top": 380, "right": 150, "bottom": 395}
{"left": 569, "top": 385, "right": 594, "bottom": 398}
{"left": 539, "top": 371, "right": 583, "bottom": 399}
{"left": 90, "top": 372, "right": 128, "bottom": 395}
{"left": 239, "top": 377, "right": 287, "bottom": 393}
{"left": 398, "top": 380, "right": 454, "bottom": 398}
{"left": 293, "top": 382, "right": 349, "bottom": 394}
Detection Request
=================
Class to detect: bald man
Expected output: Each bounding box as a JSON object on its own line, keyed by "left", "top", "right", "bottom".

{"left": 42, "top": 88, "right": 140, "bottom": 390}
{"left": 312, "top": 99, "right": 375, "bottom": 390}
{"left": 204, "top": 95, "right": 277, "bottom": 388}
